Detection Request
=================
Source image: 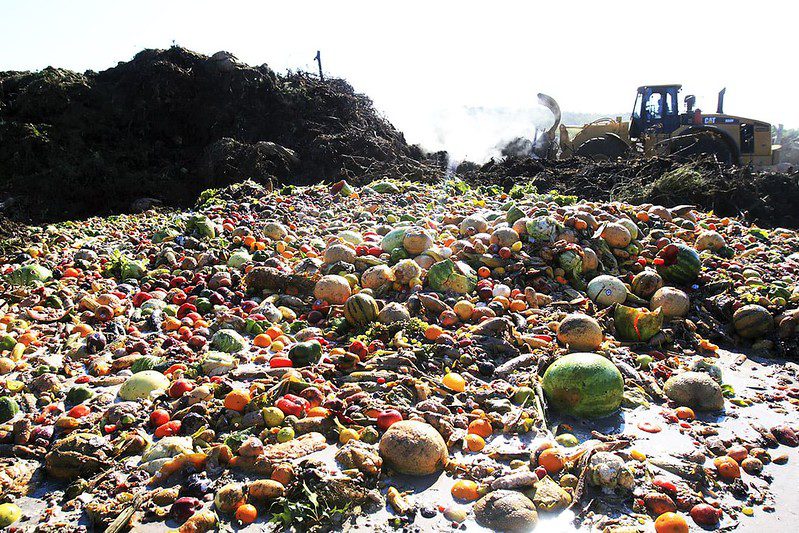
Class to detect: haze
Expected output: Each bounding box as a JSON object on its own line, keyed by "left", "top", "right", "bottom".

{"left": 2, "top": 0, "right": 794, "bottom": 161}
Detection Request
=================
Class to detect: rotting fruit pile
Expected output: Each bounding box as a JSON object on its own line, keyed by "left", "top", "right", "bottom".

{"left": 0, "top": 177, "right": 798, "bottom": 532}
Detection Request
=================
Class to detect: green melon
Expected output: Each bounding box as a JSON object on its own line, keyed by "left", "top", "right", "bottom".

{"left": 733, "top": 304, "right": 774, "bottom": 339}
{"left": 541, "top": 353, "right": 624, "bottom": 419}
{"left": 0, "top": 397, "right": 20, "bottom": 423}
{"left": 344, "top": 293, "right": 379, "bottom": 326}
{"left": 656, "top": 243, "right": 701, "bottom": 285}
{"left": 614, "top": 304, "right": 663, "bottom": 342}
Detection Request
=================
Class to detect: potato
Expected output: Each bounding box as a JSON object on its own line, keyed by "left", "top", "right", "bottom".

{"left": 248, "top": 479, "right": 285, "bottom": 501}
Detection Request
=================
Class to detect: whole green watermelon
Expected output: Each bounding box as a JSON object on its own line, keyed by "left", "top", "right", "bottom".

{"left": 542, "top": 352, "right": 624, "bottom": 418}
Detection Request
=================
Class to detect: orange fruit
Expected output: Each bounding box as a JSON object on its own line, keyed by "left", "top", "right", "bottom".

{"left": 224, "top": 389, "right": 251, "bottom": 412}
{"left": 713, "top": 456, "right": 741, "bottom": 480}
{"left": 424, "top": 325, "right": 444, "bottom": 341}
{"left": 468, "top": 419, "right": 493, "bottom": 438}
{"left": 538, "top": 448, "right": 565, "bottom": 474}
{"left": 451, "top": 480, "right": 479, "bottom": 502}
{"left": 654, "top": 512, "right": 689, "bottom": 533}
{"left": 253, "top": 333, "right": 272, "bottom": 348}
{"left": 465, "top": 434, "right": 485, "bottom": 452}
{"left": 235, "top": 503, "right": 258, "bottom": 525}
{"left": 442, "top": 372, "right": 466, "bottom": 392}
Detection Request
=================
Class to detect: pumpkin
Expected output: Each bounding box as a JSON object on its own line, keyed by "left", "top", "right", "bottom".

{"left": 392, "top": 259, "right": 422, "bottom": 285}
{"left": 344, "top": 293, "right": 379, "bottom": 326}
{"left": 324, "top": 243, "right": 356, "bottom": 264}
{"left": 460, "top": 215, "right": 488, "bottom": 236}
{"left": 587, "top": 275, "right": 627, "bottom": 306}
{"left": 733, "top": 304, "right": 774, "bottom": 339}
{"left": 402, "top": 228, "right": 434, "bottom": 255}
{"left": 360, "top": 265, "right": 395, "bottom": 290}
{"left": 427, "top": 259, "right": 476, "bottom": 294}
{"left": 314, "top": 275, "right": 352, "bottom": 304}
{"left": 614, "top": 304, "right": 663, "bottom": 342}
{"left": 380, "top": 228, "right": 408, "bottom": 252}
{"left": 695, "top": 230, "right": 725, "bottom": 252}
{"left": 379, "top": 420, "right": 448, "bottom": 475}
{"left": 650, "top": 287, "right": 690, "bottom": 318}
{"left": 557, "top": 314, "right": 603, "bottom": 351}
{"left": 288, "top": 340, "right": 322, "bottom": 367}
{"left": 631, "top": 269, "right": 663, "bottom": 299}
{"left": 0, "top": 397, "right": 20, "bottom": 423}
{"left": 378, "top": 302, "right": 411, "bottom": 324}
{"left": 119, "top": 371, "right": 170, "bottom": 401}
{"left": 656, "top": 243, "right": 701, "bottom": 285}
{"left": 490, "top": 227, "right": 520, "bottom": 248}
{"left": 601, "top": 222, "right": 632, "bottom": 248}
{"left": 542, "top": 352, "right": 624, "bottom": 418}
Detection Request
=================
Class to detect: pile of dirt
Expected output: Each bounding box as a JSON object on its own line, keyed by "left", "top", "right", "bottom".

{"left": 458, "top": 155, "right": 799, "bottom": 228}
{"left": 0, "top": 47, "right": 436, "bottom": 223}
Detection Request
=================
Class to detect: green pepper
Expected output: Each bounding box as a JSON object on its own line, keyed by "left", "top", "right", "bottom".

{"left": 288, "top": 340, "right": 322, "bottom": 367}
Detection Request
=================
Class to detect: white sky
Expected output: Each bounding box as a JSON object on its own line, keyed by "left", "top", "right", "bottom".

{"left": 2, "top": 0, "right": 796, "bottom": 160}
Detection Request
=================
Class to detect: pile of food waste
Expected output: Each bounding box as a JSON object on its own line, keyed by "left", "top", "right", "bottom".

{"left": 0, "top": 177, "right": 797, "bottom": 532}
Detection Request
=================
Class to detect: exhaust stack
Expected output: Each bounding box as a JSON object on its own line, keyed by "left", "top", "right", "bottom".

{"left": 717, "top": 88, "right": 726, "bottom": 114}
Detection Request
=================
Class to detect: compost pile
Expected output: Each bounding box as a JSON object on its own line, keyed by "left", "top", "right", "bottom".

{"left": 0, "top": 177, "right": 798, "bottom": 532}
{"left": 459, "top": 155, "right": 799, "bottom": 229}
{"left": 0, "top": 47, "right": 434, "bottom": 223}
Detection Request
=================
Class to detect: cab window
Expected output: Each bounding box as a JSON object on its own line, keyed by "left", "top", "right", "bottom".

{"left": 645, "top": 92, "right": 662, "bottom": 120}
{"left": 665, "top": 91, "right": 677, "bottom": 115}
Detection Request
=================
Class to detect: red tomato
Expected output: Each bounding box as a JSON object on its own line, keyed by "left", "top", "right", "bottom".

{"left": 169, "top": 379, "right": 194, "bottom": 398}
{"left": 154, "top": 420, "right": 181, "bottom": 438}
{"left": 67, "top": 404, "right": 90, "bottom": 418}
{"left": 269, "top": 356, "right": 293, "bottom": 368}
{"left": 150, "top": 409, "right": 170, "bottom": 427}
{"left": 377, "top": 409, "right": 403, "bottom": 431}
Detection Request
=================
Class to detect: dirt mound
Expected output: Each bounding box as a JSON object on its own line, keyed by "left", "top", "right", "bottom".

{"left": 459, "top": 155, "right": 799, "bottom": 228}
{"left": 0, "top": 47, "right": 431, "bottom": 222}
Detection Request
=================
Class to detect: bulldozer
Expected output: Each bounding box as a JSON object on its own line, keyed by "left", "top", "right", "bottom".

{"left": 534, "top": 86, "right": 781, "bottom": 166}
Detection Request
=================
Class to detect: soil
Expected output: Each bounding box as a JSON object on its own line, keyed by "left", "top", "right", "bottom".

{"left": 0, "top": 47, "right": 437, "bottom": 223}
{"left": 2, "top": 46, "right": 798, "bottom": 230}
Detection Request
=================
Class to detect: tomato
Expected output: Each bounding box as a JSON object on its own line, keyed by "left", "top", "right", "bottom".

{"left": 269, "top": 356, "right": 293, "bottom": 368}
{"left": 376, "top": 409, "right": 403, "bottom": 431}
{"left": 275, "top": 394, "right": 308, "bottom": 417}
{"left": 150, "top": 409, "right": 170, "bottom": 427}
{"left": 154, "top": 420, "right": 181, "bottom": 438}
{"left": 169, "top": 379, "right": 194, "bottom": 398}
{"left": 67, "top": 404, "right": 90, "bottom": 418}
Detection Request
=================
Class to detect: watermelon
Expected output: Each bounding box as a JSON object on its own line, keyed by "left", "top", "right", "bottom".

{"left": 288, "top": 340, "right": 322, "bottom": 367}
{"left": 344, "top": 293, "right": 379, "bottom": 326}
{"left": 733, "top": 304, "right": 774, "bottom": 339}
{"left": 656, "top": 243, "right": 701, "bottom": 285}
{"left": 541, "top": 352, "right": 624, "bottom": 418}
{"left": 613, "top": 304, "right": 663, "bottom": 342}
